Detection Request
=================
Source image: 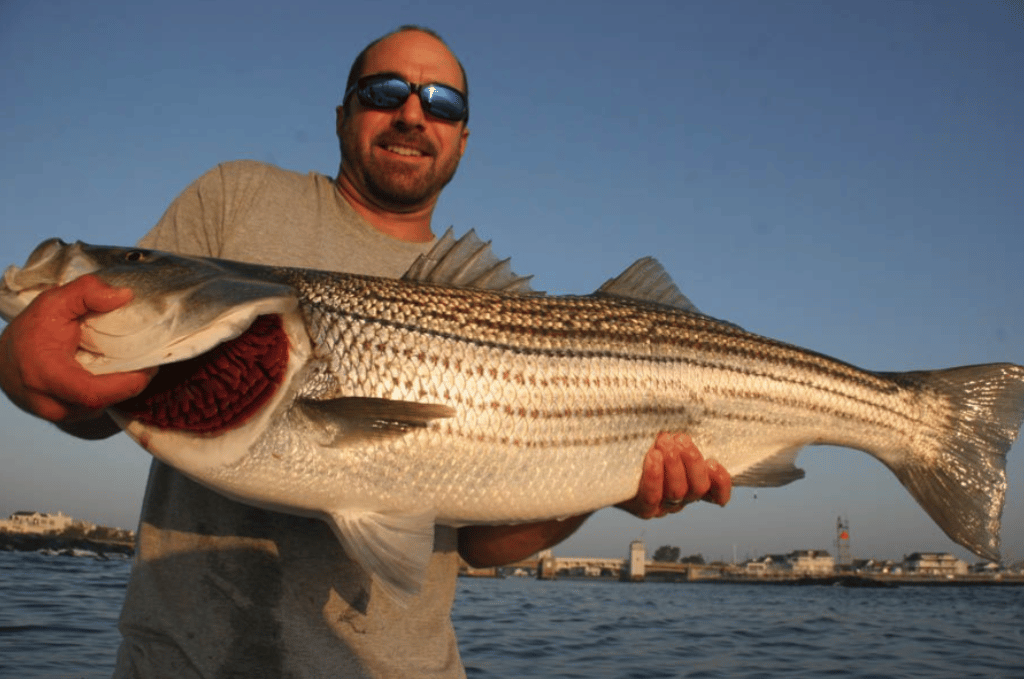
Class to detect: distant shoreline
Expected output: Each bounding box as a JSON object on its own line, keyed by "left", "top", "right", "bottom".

{"left": 689, "top": 573, "right": 1024, "bottom": 587}
{"left": 467, "top": 566, "right": 1024, "bottom": 587}
{"left": 0, "top": 531, "right": 134, "bottom": 557}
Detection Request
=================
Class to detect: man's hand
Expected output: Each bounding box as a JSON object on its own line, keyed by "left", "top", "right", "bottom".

{"left": 0, "top": 275, "right": 154, "bottom": 425}
{"left": 616, "top": 432, "right": 732, "bottom": 519}
{"left": 460, "top": 432, "right": 731, "bottom": 567}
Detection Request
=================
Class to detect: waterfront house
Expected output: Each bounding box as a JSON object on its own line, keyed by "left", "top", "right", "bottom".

{"left": 903, "top": 552, "right": 968, "bottom": 576}
{"left": 743, "top": 554, "right": 788, "bottom": 574}
{"left": 786, "top": 550, "right": 835, "bottom": 575}
{"left": 853, "top": 558, "right": 900, "bottom": 575}
{"left": 971, "top": 561, "right": 1001, "bottom": 575}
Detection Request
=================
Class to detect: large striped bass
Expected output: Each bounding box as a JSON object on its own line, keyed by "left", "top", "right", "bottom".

{"left": 3, "top": 231, "right": 1023, "bottom": 600}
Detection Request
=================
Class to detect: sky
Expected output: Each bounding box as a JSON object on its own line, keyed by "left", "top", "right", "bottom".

{"left": 1, "top": 0, "right": 1022, "bottom": 565}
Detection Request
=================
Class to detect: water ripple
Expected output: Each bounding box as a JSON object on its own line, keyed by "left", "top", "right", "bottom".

{"left": 453, "top": 578, "right": 1024, "bottom": 678}
{"left": 3, "top": 552, "right": 1024, "bottom": 678}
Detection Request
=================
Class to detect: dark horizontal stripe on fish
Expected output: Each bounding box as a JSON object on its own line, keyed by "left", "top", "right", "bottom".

{"left": 460, "top": 400, "right": 698, "bottom": 425}
{"left": 702, "top": 384, "right": 913, "bottom": 433}
{"left": 435, "top": 422, "right": 655, "bottom": 450}
{"left": 328, "top": 312, "right": 919, "bottom": 430}
{"left": 317, "top": 280, "right": 894, "bottom": 395}
{"left": 424, "top": 383, "right": 905, "bottom": 435}
{"left": 313, "top": 293, "right": 898, "bottom": 404}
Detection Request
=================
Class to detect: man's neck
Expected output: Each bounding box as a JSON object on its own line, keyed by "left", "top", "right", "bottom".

{"left": 334, "top": 173, "right": 435, "bottom": 243}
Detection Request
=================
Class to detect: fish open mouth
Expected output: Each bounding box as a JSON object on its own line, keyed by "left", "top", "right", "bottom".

{"left": 114, "top": 314, "right": 289, "bottom": 434}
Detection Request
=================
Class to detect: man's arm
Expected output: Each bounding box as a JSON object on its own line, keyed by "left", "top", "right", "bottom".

{"left": 458, "top": 432, "right": 732, "bottom": 567}
{"left": 0, "top": 275, "right": 154, "bottom": 438}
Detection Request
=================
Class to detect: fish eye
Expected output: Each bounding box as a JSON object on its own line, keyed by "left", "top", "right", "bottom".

{"left": 124, "top": 250, "right": 147, "bottom": 262}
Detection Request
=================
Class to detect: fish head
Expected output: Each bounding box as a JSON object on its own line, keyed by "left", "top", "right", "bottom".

{"left": 3, "top": 239, "right": 313, "bottom": 471}
{"left": 3, "top": 239, "right": 301, "bottom": 374}
{"left": 1, "top": 238, "right": 93, "bottom": 317}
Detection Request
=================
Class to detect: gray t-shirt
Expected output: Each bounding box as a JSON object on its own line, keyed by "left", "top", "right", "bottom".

{"left": 113, "top": 160, "right": 465, "bottom": 679}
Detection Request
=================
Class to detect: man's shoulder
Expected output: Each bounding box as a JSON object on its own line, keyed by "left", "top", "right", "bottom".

{"left": 207, "top": 159, "right": 326, "bottom": 186}
{"left": 188, "top": 160, "right": 333, "bottom": 216}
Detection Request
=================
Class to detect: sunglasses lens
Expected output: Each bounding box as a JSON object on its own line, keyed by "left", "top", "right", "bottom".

{"left": 421, "top": 85, "right": 466, "bottom": 121}
{"left": 360, "top": 78, "right": 412, "bottom": 108}
{"left": 356, "top": 76, "right": 467, "bottom": 121}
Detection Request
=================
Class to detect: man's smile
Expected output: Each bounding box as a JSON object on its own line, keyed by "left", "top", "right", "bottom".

{"left": 382, "top": 144, "right": 427, "bottom": 157}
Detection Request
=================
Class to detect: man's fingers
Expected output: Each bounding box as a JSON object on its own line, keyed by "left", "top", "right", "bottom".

{"left": 659, "top": 432, "right": 689, "bottom": 503}
{"left": 657, "top": 432, "right": 710, "bottom": 504}
{"left": 616, "top": 431, "right": 734, "bottom": 520}
{"left": 705, "top": 459, "right": 732, "bottom": 506}
{"left": 656, "top": 432, "right": 731, "bottom": 509}
{"left": 0, "top": 274, "right": 149, "bottom": 423}
{"left": 680, "top": 437, "right": 711, "bottom": 503}
{"left": 49, "top": 367, "right": 156, "bottom": 414}
{"left": 635, "top": 447, "right": 666, "bottom": 518}
{"left": 62, "top": 275, "right": 135, "bottom": 317}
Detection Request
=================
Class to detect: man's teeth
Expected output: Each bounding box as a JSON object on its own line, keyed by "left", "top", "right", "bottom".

{"left": 386, "top": 145, "right": 424, "bottom": 157}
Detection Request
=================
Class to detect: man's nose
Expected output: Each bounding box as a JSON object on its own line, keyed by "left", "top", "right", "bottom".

{"left": 394, "top": 93, "right": 426, "bottom": 127}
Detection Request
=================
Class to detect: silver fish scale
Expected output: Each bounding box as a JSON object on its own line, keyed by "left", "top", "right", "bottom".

{"left": 262, "top": 268, "right": 939, "bottom": 523}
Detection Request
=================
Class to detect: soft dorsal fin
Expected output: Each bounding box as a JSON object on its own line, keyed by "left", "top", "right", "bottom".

{"left": 595, "top": 257, "right": 700, "bottom": 312}
{"left": 402, "top": 227, "right": 539, "bottom": 294}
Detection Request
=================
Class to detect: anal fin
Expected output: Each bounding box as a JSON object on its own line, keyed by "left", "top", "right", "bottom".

{"left": 730, "top": 445, "right": 807, "bottom": 487}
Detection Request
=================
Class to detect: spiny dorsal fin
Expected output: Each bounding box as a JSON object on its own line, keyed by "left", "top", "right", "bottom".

{"left": 595, "top": 257, "right": 700, "bottom": 312}
{"left": 402, "top": 227, "right": 540, "bottom": 294}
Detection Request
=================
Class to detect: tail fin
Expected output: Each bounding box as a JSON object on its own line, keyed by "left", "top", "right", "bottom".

{"left": 886, "top": 363, "right": 1024, "bottom": 562}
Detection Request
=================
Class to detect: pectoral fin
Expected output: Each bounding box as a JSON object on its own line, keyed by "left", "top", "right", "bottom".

{"left": 297, "top": 397, "right": 455, "bottom": 447}
{"left": 325, "top": 508, "right": 437, "bottom": 605}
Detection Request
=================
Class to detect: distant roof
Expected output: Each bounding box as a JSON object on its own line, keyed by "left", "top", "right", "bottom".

{"left": 906, "top": 552, "right": 957, "bottom": 561}
{"left": 789, "top": 549, "right": 831, "bottom": 558}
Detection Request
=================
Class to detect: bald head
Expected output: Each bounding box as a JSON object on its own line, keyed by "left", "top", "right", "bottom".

{"left": 345, "top": 26, "right": 468, "bottom": 105}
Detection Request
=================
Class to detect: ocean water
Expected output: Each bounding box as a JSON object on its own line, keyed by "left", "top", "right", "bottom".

{"left": 2, "top": 550, "right": 1023, "bottom": 678}
{"left": 1, "top": 551, "right": 127, "bottom": 679}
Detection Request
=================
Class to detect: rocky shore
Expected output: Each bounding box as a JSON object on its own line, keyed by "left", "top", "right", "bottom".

{"left": 0, "top": 531, "right": 135, "bottom": 557}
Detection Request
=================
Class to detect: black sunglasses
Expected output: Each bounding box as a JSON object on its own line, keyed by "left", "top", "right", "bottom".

{"left": 345, "top": 73, "right": 469, "bottom": 123}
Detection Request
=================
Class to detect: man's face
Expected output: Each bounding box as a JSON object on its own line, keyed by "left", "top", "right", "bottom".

{"left": 337, "top": 31, "right": 469, "bottom": 212}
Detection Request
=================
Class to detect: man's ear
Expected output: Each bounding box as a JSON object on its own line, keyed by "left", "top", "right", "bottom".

{"left": 336, "top": 105, "right": 346, "bottom": 136}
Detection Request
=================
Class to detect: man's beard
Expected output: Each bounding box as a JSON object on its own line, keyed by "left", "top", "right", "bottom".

{"left": 342, "top": 130, "right": 460, "bottom": 209}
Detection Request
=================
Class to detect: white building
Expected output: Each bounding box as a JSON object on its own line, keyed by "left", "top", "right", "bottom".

{"left": 744, "top": 554, "right": 787, "bottom": 574}
{"left": 903, "top": 552, "right": 968, "bottom": 576}
{"left": 0, "top": 511, "right": 77, "bottom": 534}
{"left": 786, "top": 550, "right": 835, "bottom": 575}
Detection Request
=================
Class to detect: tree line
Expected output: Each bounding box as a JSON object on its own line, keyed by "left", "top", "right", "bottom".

{"left": 652, "top": 545, "right": 706, "bottom": 564}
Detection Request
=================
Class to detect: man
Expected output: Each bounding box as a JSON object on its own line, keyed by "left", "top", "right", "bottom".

{"left": 0, "top": 26, "right": 731, "bottom": 678}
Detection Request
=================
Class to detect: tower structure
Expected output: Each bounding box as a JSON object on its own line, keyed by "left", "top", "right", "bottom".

{"left": 835, "top": 516, "right": 851, "bottom": 569}
{"left": 626, "top": 539, "right": 646, "bottom": 581}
